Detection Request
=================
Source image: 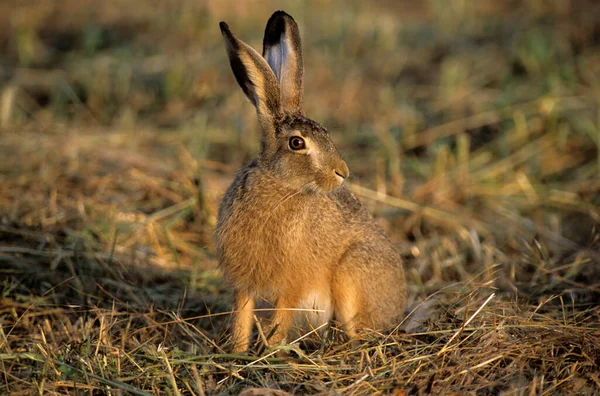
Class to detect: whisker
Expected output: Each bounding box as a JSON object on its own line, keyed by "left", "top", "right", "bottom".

{"left": 262, "top": 180, "right": 313, "bottom": 226}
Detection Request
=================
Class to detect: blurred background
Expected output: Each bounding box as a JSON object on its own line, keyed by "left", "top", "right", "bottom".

{"left": 1, "top": 0, "right": 600, "bottom": 392}
{"left": 2, "top": 0, "right": 600, "bottom": 302}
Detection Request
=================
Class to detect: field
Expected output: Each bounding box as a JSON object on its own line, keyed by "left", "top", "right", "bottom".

{"left": 1, "top": 0, "right": 600, "bottom": 394}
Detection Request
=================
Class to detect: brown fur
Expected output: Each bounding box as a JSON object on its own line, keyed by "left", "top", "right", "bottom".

{"left": 217, "top": 11, "right": 407, "bottom": 353}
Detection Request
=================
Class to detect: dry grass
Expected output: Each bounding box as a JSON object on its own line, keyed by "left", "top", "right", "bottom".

{"left": 1, "top": 0, "right": 600, "bottom": 394}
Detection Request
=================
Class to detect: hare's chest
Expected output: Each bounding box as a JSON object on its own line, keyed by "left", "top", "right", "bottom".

{"left": 217, "top": 193, "right": 311, "bottom": 290}
{"left": 235, "top": 197, "right": 307, "bottom": 257}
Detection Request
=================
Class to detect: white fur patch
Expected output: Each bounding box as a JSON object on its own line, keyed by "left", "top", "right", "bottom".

{"left": 296, "top": 291, "right": 333, "bottom": 329}
{"left": 265, "top": 33, "right": 287, "bottom": 81}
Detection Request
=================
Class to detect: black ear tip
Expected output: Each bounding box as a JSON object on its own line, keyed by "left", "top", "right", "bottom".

{"left": 268, "top": 10, "right": 296, "bottom": 25}
{"left": 264, "top": 10, "right": 297, "bottom": 47}
{"left": 219, "top": 21, "right": 231, "bottom": 35}
{"left": 271, "top": 10, "right": 293, "bottom": 19}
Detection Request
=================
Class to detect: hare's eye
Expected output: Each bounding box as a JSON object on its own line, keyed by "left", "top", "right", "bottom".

{"left": 289, "top": 136, "right": 306, "bottom": 151}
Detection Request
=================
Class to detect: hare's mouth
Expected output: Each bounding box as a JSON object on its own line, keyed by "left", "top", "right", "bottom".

{"left": 314, "top": 175, "right": 346, "bottom": 193}
{"left": 300, "top": 180, "right": 322, "bottom": 194}
{"left": 295, "top": 172, "right": 344, "bottom": 195}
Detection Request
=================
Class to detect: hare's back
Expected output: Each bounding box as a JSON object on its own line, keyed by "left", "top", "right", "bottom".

{"left": 330, "top": 187, "right": 375, "bottom": 224}
{"left": 217, "top": 159, "right": 259, "bottom": 220}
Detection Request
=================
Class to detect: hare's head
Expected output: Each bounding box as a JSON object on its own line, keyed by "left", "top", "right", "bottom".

{"left": 220, "top": 11, "right": 349, "bottom": 193}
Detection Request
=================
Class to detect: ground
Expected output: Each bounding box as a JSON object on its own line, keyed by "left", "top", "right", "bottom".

{"left": 1, "top": 0, "right": 599, "bottom": 394}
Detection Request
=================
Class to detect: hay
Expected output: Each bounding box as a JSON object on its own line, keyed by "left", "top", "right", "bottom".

{"left": 1, "top": 0, "right": 600, "bottom": 394}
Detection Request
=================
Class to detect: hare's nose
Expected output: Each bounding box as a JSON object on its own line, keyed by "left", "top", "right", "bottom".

{"left": 335, "top": 161, "right": 349, "bottom": 180}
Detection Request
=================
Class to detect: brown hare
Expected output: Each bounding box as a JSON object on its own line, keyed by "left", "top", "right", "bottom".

{"left": 216, "top": 10, "right": 407, "bottom": 353}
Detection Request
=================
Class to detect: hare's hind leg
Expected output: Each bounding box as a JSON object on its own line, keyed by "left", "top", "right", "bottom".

{"left": 332, "top": 280, "right": 360, "bottom": 340}
{"left": 333, "top": 244, "right": 384, "bottom": 339}
{"left": 334, "top": 243, "right": 406, "bottom": 340}
{"left": 332, "top": 252, "right": 363, "bottom": 339}
{"left": 231, "top": 290, "right": 255, "bottom": 353}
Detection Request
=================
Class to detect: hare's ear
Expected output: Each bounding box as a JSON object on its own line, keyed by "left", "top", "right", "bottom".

{"left": 262, "top": 11, "right": 304, "bottom": 113}
{"left": 220, "top": 22, "right": 281, "bottom": 134}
